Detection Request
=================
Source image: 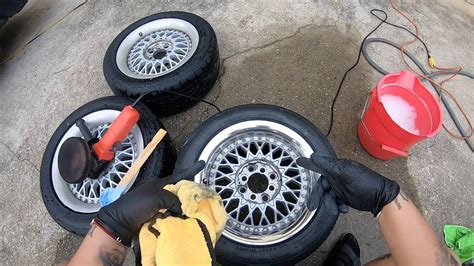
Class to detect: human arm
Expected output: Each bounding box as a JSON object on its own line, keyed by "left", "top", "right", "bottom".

{"left": 373, "top": 192, "right": 460, "bottom": 266}
{"left": 297, "top": 154, "right": 460, "bottom": 266}
{"left": 67, "top": 161, "right": 205, "bottom": 265}
{"left": 68, "top": 223, "right": 127, "bottom": 266}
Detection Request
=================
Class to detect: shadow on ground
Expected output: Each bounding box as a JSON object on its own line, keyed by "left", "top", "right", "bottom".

{"left": 0, "top": 0, "right": 82, "bottom": 61}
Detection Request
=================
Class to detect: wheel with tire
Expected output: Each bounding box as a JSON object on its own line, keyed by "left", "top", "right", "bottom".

{"left": 174, "top": 104, "right": 339, "bottom": 265}
{"left": 40, "top": 96, "right": 175, "bottom": 236}
{"left": 103, "top": 11, "right": 220, "bottom": 117}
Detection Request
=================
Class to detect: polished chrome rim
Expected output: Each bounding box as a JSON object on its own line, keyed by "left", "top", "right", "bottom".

{"left": 51, "top": 110, "right": 144, "bottom": 213}
{"left": 196, "top": 120, "right": 318, "bottom": 245}
{"left": 116, "top": 18, "right": 199, "bottom": 79}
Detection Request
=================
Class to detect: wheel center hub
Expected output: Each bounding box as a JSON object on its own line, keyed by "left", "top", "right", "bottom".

{"left": 144, "top": 40, "right": 173, "bottom": 60}
{"left": 237, "top": 160, "right": 281, "bottom": 204}
{"left": 247, "top": 173, "right": 268, "bottom": 193}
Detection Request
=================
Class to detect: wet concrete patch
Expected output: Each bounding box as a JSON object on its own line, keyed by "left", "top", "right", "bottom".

{"left": 217, "top": 25, "right": 358, "bottom": 125}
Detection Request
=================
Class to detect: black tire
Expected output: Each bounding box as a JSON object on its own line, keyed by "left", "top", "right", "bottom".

{"left": 174, "top": 104, "right": 339, "bottom": 265}
{"left": 103, "top": 11, "right": 219, "bottom": 117}
{"left": 40, "top": 96, "right": 175, "bottom": 236}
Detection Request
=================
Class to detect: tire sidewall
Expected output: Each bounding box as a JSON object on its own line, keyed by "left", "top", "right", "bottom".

{"left": 174, "top": 104, "right": 338, "bottom": 265}
{"left": 40, "top": 96, "right": 171, "bottom": 235}
{"left": 103, "top": 11, "right": 217, "bottom": 96}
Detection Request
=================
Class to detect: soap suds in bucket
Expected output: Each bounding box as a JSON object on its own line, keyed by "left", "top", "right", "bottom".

{"left": 381, "top": 94, "right": 420, "bottom": 135}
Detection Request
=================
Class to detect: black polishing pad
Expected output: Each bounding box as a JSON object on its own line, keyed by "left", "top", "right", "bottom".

{"left": 58, "top": 137, "right": 92, "bottom": 184}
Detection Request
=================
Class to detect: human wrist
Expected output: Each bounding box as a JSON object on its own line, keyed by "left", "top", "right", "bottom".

{"left": 379, "top": 190, "right": 413, "bottom": 218}
{"left": 92, "top": 218, "right": 131, "bottom": 247}
{"left": 372, "top": 180, "right": 400, "bottom": 217}
{"left": 375, "top": 192, "right": 400, "bottom": 219}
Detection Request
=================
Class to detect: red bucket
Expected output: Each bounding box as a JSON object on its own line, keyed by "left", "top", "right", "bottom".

{"left": 358, "top": 70, "right": 442, "bottom": 160}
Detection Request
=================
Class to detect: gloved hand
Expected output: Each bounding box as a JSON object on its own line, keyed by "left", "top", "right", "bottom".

{"left": 94, "top": 160, "right": 205, "bottom": 246}
{"left": 310, "top": 175, "right": 349, "bottom": 216}
{"left": 297, "top": 154, "right": 400, "bottom": 217}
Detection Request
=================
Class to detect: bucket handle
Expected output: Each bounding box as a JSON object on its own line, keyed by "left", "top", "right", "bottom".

{"left": 360, "top": 95, "right": 409, "bottom": 158}
{"left": 359, "top": 93, "right": 371, "bottom": 121}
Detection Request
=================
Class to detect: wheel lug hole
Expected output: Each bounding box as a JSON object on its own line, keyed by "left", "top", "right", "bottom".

{"left": 260, "top": 168, "right": 265, "bottom": 173}
{"left": 269, "top": 185, "right": 275, "bottom": 191}
{"left": 262, "top": 194, "right": 269, "bottom": 201}
{"left": 270, "top": 173, "right": 277, "bottom": 180}
{"left": 153, "top": 50, "right": 167, "bottom": 59}
{"left": 241, "top": 176, "right": 247, "bottom": 182}
{"left": 239, "top": 187, "right": 246, "bottom": 193}
{"left": 248, "top": 165, "right": 255, "bottom": 172}
{"left": 250, "top": 194, "right": 256, "bottom": 200}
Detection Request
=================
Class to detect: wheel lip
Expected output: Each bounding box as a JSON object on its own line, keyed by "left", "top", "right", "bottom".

{"left": 115, "top": 18, "right": 200, "bottom": 79}
{"left": 195, "top": 120, "right": 319, "bottom": 246}
{"left": 51, "top": 110, "right": 144, "bottom": 213}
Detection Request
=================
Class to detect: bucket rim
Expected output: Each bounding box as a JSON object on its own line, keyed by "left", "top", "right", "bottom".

{"left": 374, "top": 71, "right": 443, "bottom": 137}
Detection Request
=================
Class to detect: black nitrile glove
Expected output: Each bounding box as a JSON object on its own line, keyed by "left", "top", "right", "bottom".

{"left": 297, "top": 154, "right": 399, "bottom": 217}
{"left": 95, "top": 160, "right": 205, "bottom": 246}
{"left": 310, "top": 174, "right": 349, "bottom": 215}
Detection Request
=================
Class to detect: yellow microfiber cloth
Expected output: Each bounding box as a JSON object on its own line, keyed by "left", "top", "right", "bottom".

{"left": 139, "top": 180, "right": 227, "bottom": 266}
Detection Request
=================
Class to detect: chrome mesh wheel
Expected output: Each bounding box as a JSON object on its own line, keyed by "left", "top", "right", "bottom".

{"left": 197, "top": 120, "right": 318, "bottom": 245}
{"left": 116, "top": 18, "right": 199, "bottom": 79}
{"left": 126, "top": 29, "right": 192, "bottom": 76}
{"left": 51, "top": 110, "right": 144, "bottom": 213}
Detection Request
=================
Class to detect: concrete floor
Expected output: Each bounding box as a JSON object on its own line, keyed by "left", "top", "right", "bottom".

{"left": 0, "top": 0, "right": 472, "bottom": 264}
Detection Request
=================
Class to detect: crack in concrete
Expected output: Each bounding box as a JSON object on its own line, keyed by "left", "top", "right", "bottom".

{"left": 222, "top": 23, "right": 335, "bottom": 62}
{"left": 53, "top": 66, "right": 72, "bottom": 75}
{"left": 0, "top": 142, "right": 40, "bottom": 174}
